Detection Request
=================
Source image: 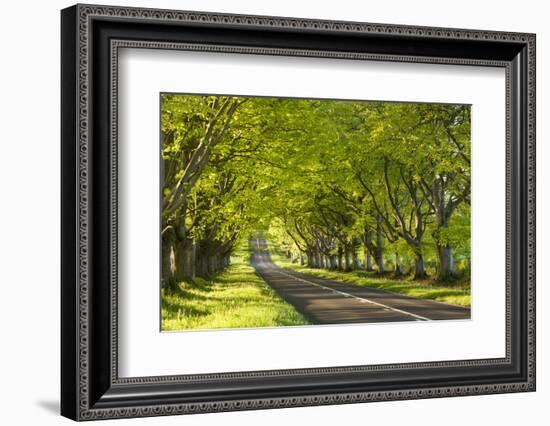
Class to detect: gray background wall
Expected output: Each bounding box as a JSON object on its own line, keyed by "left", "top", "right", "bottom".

{"left": 0, "top": 0, "right": 545, "bottom": 424}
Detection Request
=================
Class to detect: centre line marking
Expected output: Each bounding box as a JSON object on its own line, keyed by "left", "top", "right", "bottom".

{"left": 272, "top": 267, "right": 431, "bottom": 321}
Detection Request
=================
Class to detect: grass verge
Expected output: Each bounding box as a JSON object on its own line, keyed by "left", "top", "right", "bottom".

{"left": 269, "top": 246, "right": 471, "bottom": 307}
{"left": 161, "top": 248, "right": 310, "bottom": 331}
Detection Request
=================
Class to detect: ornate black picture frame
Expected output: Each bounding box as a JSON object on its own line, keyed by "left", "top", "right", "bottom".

{"left": 61, "top": 4, "right": 536, "bottom": 421}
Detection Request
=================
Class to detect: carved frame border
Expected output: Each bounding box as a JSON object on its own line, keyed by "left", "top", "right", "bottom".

{"left": 62, "top": 3, "right": 535, "bottom": 421}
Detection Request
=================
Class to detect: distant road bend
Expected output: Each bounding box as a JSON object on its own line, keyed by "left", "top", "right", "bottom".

{"left": 250, "top": 238, "right": 470, "bottom": 324}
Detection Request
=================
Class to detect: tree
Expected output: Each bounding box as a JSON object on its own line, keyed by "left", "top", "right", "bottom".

{"left": 414, "top": 105, "right": 471, "bottom": 279}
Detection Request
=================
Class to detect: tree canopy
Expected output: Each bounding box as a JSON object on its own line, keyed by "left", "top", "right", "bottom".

{"left": 160, "top": 94, "right": 471, "bottom": 289}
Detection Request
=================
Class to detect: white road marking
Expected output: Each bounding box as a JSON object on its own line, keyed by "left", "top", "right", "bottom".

{"left": 272, "top": 267, "right": 431, "bottom": 321}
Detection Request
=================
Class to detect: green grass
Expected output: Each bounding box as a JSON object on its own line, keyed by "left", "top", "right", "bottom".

{"left": 269, "top": 245, "right": 471, "bottom": 307}
{"left": 161, "top": 248, "right": 310, "bottom": 331}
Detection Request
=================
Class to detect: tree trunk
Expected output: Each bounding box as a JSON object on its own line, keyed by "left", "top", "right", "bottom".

{"left": 413, "top": 251, "right": 427, "bottom": 279}
{"left": 376, "top": 245, "right": 384, "bottom": 274}
{"left": 363, "top": 228, "right": 375, "bottom": 272}
{"left": 197, "top": 254, "right": 208, "bottom": 278}
{"left": 208, "top": 255, "right": 217, "bottom": 276}
{"left": 311, "top": 250, "right": 318, "bottom": 268}
{"left": 437, "top": 244, "right": 454, "bottom": 280}
{"left": 432, "top": 179, "right": 456, "bottom": 281}
{"left": 161, "top": 241, "right": 176, "bottom": 291}
{"left": 337, "top": 247, "right": 343, "bottom": 270}
{"left": 376, "top": 220, "right": 384, "bottom": 274}
{"left": 364, "top": 247, "right": 373, "bottom": 271}
{"left": 330, "top": 255, "right": 337, "bottom": 269}
{"left": 300, "top": 253, "right": 305, "bottom": 266}
{"left": 344, "top": 246, "right": 351, "bottom": 271}
{"left": 161, "top": 227, "right": 177, "bottom": 291}
{"left": 174, "top": 238, "right": 196, "bottom": 282}
{"left": 394, "top": 252, "right": 403, "bottom": 278}
{"left": 352, "top": 244, "right": 360, "bottom": 270}
{"left": 306, "top": 249, "right": 314, "bottom": 268}
{"left": 317, "top": 252, "right": 324, "bottom": 268}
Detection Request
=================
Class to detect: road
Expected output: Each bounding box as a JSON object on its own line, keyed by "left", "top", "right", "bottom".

{"left": 250, "top": 238, "right": 470, "bottom": 324}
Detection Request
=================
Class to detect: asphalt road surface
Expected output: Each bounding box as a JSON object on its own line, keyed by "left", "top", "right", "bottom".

{"left": 250, "top": 238, "right": 470, "bottom": 324}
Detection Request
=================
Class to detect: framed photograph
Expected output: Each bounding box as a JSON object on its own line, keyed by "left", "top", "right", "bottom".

{"left": 61, "top": 4, "right": 536, "bottom": 421}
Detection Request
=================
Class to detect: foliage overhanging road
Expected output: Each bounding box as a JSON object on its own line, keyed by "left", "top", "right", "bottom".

{"left": 251, "top": 238, "right": 470, "bottom": 324}
{"left": 161, "top": 95, "right": 472, "bottom": 291}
